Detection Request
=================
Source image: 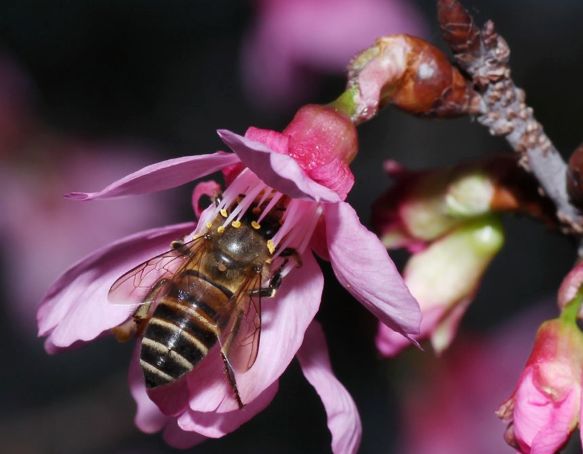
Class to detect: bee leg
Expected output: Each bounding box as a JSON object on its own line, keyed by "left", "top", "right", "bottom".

{"left": 280, "top": 248, "right": 302, "bottom": 268}
{"left": 221, "top": 351, "right": 244, "bottom": 409}
{"left": 170, "top": 240, "right": 192, "bottom": 255}
{"left": 250, "top": 262, "right": 288, "bottom": 298}
{"left": 111, "top": 279, "right": 169, "bottom": 342}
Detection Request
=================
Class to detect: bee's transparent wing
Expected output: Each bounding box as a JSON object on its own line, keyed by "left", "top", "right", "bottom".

{"left": 220, "top": 272, "right": 262, "bottom": 373}
{"left": 108, "top": 235, "right": 206, "bottom": 307}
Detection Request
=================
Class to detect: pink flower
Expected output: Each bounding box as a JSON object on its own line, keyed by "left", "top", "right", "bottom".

{"left": 242, "top": 0, "right": 427, "bottom": 109}
{"left": 498, "top": 312, "right": 583, "bottom": 453}
{"left": 0, "top": 136, "right": 170, "bottom": 335}
{"left": 37, "top": 105, "right": 420, "bottom": 451}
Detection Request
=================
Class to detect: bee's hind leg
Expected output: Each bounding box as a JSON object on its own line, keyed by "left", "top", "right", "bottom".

{"left": 221, "top": 351, "right": 244, "bottom": 409}
{"left": 111, "top": 279, "right": 168, "bottom": 342}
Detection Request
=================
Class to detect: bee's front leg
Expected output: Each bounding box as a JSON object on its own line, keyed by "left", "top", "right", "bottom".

{"left": 251, "top": 250, "right": 300, "bottom": 298}
{"left": 111, "top": 279, "right": 169, "bottom": 342}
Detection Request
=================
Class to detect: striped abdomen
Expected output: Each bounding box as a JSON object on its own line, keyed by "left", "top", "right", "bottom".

{"left": 140, "top": 270, "right": 232, "bottom": 388}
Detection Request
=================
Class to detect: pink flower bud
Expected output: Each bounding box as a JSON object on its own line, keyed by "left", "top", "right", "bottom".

{"left": 498, "top": 317, "right": 583, "bottom": 453}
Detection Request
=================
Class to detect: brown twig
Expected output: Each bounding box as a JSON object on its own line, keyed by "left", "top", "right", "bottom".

{"left": 437, "top": 0, "right": 583, "bottom": 234}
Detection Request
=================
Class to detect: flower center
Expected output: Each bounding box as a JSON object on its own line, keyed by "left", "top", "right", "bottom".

{"left": 197, "top": 168, "right": 321, "bottom": 272}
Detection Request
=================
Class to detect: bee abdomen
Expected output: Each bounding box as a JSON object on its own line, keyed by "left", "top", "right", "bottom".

{"left": 140, "top": 283, "right": 226, "bottom": 389}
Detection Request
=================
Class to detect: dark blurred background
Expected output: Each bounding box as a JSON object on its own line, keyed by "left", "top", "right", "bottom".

{"left": 0, "top": 0, "right": 581, "bottom": 453}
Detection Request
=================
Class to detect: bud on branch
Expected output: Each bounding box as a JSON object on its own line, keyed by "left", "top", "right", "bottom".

{"left": 437, "top": 0, "right": 583, "bottom": 234}
{"left": 340, "top": 35, "right": 479, "bottom": 124}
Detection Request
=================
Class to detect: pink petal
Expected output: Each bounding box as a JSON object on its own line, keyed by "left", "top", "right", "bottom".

{"left": 65, "top": 152, "right": 239, "bottom": 201}
{"left": 297, "top": 321, "right": 362, "bottom": 454}
{"left": 128, "top": 347, "right": 207, "bottom": 448}
{"left": 324, "top": 202, "right": 421, "bottom": 336}
{"left": 376, "top": 306, "right": 444, "bottom": 357}
{"left": 163, "top": 421, "right": 207, "bottom": 449}
{"left": 38, "top": 222, "right": 195, "bottom": 353}
{"left": 429, "top": 296, "right": 473, "bottom": 354}
{"left": 217, "top": 129, "right": 340, "bottom": 202}
{"left": 186, "top": 250, "right": 324, "bottom": 412}
{"left": 308, "top": 158, "right": 354, "bottom": 201}
{"left": 177, "top": 382, "right": 279, "bottom": 438}
{"left": 513, "top": 370, "right": 578, "bottom": 454}
{"left": 244, "top": 126, "right": 289, "bottom": 154}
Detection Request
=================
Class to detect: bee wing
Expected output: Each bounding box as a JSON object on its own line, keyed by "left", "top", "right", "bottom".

{"left": 220, "top": 272, "right": 262, "bottom": 373}
{"left": 108, "top": 235, "right": 207, "bottom": 306}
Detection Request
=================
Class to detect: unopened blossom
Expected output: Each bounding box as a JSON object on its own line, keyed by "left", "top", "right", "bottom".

{"left": 372, "top": 157, "right": 542, "bottom": 252}
{"left": 498, "top": 294, "right": 583, "bottom": 454}
{"left": 377, "top": 216, "right": 504, "bottom": 356}
{"left": 37, "top": 103, "right": 420, "bottom": 451}
{"left": 242, "top": 0, "right": 427, "bottom": 109}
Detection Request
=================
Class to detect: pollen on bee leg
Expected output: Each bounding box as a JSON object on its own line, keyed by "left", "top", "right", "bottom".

{"left": 267, "top": 240, "right": 275, "bottom": 255}
{"left": 251, "top": 220, "right": 261, "bottom": 230}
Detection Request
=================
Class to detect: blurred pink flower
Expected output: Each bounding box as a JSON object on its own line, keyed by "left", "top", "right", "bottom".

{"left": 498, "top": 314, "right": 583, "bottom": 453}
{"left": 0, "top": 138, "right": 169, "bottom": 334}
{"left": 242, "top": 0, "right": 428, "bottom": 109}
{"left": 37, "top": 108, "right": 420, "bottom": 450}
{"left": 399, "top": 305, "right": 551, "bottom": 454}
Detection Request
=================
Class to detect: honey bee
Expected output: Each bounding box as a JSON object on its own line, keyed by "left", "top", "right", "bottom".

{"left": 109, "top": 201, "right": 294, "bottom": 408}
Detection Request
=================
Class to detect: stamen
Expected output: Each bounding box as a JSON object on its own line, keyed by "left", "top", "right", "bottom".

{"left": 220, "top": 208, "right": 228, "bottom": 218}
{"left": 206, "top": 222, "right": 213, "bottom": 229}
{"left": 224, "top": 181, "right": 266, "bottom": 227}
{"left": 251, "top": 221, "right": 261, "bottom": 230}
{"left": 231, "top": 220, "right": 241, "bottom": 228}
{"left": 256, "top": 187, "right": 274, "bottom": 210}
{"left": 217, "top": 226, "right": 225, "bottom": 234}
{"left": 258, "top": 192, "right": 284, "bottom": 223}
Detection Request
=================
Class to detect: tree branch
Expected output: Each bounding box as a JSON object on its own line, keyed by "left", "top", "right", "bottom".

{"left": 437, "top": 0, "right": 583, "bottom": 234}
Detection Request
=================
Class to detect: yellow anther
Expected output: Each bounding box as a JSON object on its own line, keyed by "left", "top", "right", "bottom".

{"left": 217, "top": 226, "right": 225, "bottom": 234}
{"left": 251, "top": 221, "right": 261, "bottom": 230}
{"left": 267, "top": 240, "right": 275, "bottom": 255}
{"left": 220, "top": 208, "right": 228, "bottom": 218}
{"left": 206, "top": 222, "right": 213, "bottom": 229}
{"left": 231, "top": 220, "right": 241, "bottom": 228}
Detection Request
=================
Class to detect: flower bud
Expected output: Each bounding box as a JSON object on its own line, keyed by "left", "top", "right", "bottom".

{"left": 377, "top": 216, "right": 504, "bottom": 356}
{"left": 373, "top": 156, "right": 555, "bottom": 250}
{"left": 347, "top": 35, "right": 479, "bottom": 123}
{"left": 498, "top": 313, "right": 583, "bottom": 453}
{"left": 373, "top": 163, "right": 496, "bottom": 250}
